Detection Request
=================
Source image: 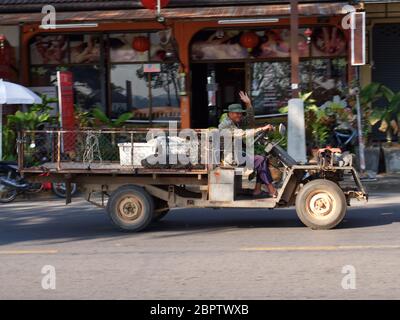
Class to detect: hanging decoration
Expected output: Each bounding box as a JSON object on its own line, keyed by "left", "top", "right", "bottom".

{"left": 0, "top": 34, "right": 5, "bottom": 50}
{"left": 240, "top": 31, "right": 260, "bottom": 52}
{"left": 132, "top": 36, "right": 150, "bottom": 52}
{"left": 304, "top": 28, "right": 313, "bottom": 44}
{"left": 0, "top": 34, "right": 12, "bottom": 66}
{"left": 140, "top": 0, "right": 170, "bottom": 10}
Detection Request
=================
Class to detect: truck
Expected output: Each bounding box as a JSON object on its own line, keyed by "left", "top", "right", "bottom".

{"left": 12, "top": 125, "right": 368, "bottom": 232}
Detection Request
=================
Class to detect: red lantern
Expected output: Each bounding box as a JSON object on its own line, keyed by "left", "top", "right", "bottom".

{"left": 240, "top": 31, "right": 260, "bottom": 51}
{"left": 0, "top": 34, "right": 12, "bottom": 66}
{"left": 132, "top": 36, "right": 150, "bottom": 52}
{"left": 140, "top": 0, "right": 170, "bottom": 10}
{"left": 0, "top": 34, "right": 6, "bottom": 50}
{"left": 304, "top": 28, "right": 313, "bottom": 38}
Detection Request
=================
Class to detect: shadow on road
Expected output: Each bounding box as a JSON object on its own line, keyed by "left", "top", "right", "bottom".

{"left": 0, "top": 199, "right": 399, "bottom": 245}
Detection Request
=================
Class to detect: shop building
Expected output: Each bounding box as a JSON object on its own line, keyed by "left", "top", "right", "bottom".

{"left": 0, "top": 0, "right": 362, "bottom": 128}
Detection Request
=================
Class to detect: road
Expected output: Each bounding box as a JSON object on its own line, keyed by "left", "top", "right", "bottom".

{"left": 0, "top": 192, "right": 399, "bottom": 300}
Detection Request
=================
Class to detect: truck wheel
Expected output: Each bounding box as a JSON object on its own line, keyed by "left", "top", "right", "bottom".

{"left": 107, "top": 185, "right": 154, "bottom": 232}
{"left": 295, "top": 179, "right": 347, "bottom": 230}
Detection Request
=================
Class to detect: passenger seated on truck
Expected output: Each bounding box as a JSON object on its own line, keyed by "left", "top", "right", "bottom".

{"left": 218, "top": 91, "right": 277, "bottom": 198}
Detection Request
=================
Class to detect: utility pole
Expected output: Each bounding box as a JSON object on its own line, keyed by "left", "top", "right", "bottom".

{"left": 290, "top": 0, "right": 300, "bottom": 98}
{"left": 287, "top": 0, "right": 307, "bottom": 163}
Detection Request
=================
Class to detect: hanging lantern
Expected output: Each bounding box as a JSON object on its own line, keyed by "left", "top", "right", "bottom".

{"left": 0, "top": 34, "right": 12, "bottom": 66}
{"left": 132, "top": 36, "right": 150, "bottom": 52}
{"left": 304, "top": 28, "right": 313, "bottom": 44}
{"left": 140, "top": 0, "right": 170, "bottom": 10}
{"left": 240, "top": 31, "right": 260, "bottom": 52}
{"left": 0, "top": 34, "right": 6, "bottom": 50}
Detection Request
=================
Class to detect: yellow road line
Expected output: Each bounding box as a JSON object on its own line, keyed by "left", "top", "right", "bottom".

{"left": 241, "top": 245, "right": 400, "bottom": 252}
{"left": 0, "top": 249, "right": 58, "bottom": 255}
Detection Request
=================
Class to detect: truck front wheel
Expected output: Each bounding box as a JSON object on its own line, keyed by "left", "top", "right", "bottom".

{"left": 107, "top": 185, "right": 154, "bottom": 232}
{"left": 295, "top": 179, "right": 347, "bottom": 230}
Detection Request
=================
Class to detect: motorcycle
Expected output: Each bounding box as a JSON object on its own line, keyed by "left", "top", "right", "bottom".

{"left": 0, "top": 161, "right": 77, "bottom": 203}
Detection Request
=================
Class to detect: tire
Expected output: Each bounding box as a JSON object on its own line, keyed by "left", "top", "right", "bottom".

{"left": 26, "top": 183, "right": 44, "bottom": 194}
{"left": 52, "top": 183, "right": 77, "bottom": 198}
{"left": 295, "top": 179, "right": 347, "bottom": 230}
{"left": 106, "top": 185, "right": 154, "bottom": 232}
{"left": 0, "top": 184, "right": 17, "bottom": 203}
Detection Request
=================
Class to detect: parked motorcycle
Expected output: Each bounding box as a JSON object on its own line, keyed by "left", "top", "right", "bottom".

{"left": 0, "top": 161, "right": 77, "bottom": 203}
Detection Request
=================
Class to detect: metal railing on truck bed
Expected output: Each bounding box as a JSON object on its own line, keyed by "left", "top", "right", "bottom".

{"left": 17, "top": 129, "right": 225, "bottom": 175}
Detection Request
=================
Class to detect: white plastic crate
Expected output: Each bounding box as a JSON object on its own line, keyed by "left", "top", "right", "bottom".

{"left": 118, "top": 142, "right": 157, "bottom": 167}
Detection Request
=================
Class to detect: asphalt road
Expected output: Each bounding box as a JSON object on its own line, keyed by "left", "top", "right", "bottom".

{"left": 0, "top": 192, "right": 399, "bottom": 300}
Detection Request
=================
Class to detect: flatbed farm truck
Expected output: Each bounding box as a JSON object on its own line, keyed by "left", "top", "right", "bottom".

{"left": 16, "top": 127, "right": 368, "bottom": 231}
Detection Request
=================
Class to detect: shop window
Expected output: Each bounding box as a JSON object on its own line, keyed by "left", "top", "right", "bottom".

{"left": 301, "top": 58, "right": 347, "bottom": 103}
{"left": 29, "top": 31, "right": 179, "bottom": 121}
{"left": 30, "top": 35, "right": 68, "bottom": 65}
{"left": 108, "top": 30, "right": 180, "bottom": 122}
{"left": 251, "top": 62, "right": 291, "bottom": 115}
{"left": 30, "top": 66, "right": 57, "bottom": 87}
{"left": 68, "top": 65, "right": 102, "bottom": 109}
{"left": 109, "top": 33, "right": 149, "bottom": 63}
{"left": 111, "top": 64, "right": 150, "bottom": 118}
{"left": 29, "top": 34, "right": 104, "bottom": 112}
{"left": 146, "top": 63, "right": 180, "bottom": 121}
{"left": 69, "top": 34, "right": 100, "bottom": 64}
{"left": 191, "top": 26, "right": 347, "bottom": 61}
{"left": 110, "top": 63, "right": 180, "bottom": 121}
{"left": 250, "top": 58, "right": 347, "bottom": 116}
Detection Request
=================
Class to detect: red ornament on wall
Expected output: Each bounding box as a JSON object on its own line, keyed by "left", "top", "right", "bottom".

{"left": 140, "top": 0, "right": 170, "bottom": 10}
{"left": 0, "top": 34, "right": 12, "bottom": 66}
{"left": 132, "top": 36, "right": 150, "bottom": 52}
{"left": 240, "top": 31, "right": 260, "bottom": 51}
{"left": 304, "top": 28, "right": 313, "bottom": 38}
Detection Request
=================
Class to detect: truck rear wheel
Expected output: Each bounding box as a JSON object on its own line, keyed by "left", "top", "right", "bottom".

{"left": 295, "top": 179, "right": 347, "bottom": 230}
{"left": 107, "top": 185, "right": 154, "bottom": 232}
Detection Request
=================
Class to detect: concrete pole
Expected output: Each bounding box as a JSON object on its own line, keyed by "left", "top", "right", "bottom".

{"left": 288, "top": 0, "right": 307, "bottom": 163}
{"left": 288, "top": 98, "right": 307, "bottom": 163}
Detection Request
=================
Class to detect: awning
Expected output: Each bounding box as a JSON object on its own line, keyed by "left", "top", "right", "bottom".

{"left": 0, "top": 2, "right": 361, "bottom": 25}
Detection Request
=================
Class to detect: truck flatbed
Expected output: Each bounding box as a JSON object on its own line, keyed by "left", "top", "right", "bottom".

{"left": 21, "top": 161, "right": 208, "bottom": 175}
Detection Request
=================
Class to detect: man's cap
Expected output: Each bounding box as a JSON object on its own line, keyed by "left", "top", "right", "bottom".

{"left": 224, "top": 103, "right": 247, "bottom": 113}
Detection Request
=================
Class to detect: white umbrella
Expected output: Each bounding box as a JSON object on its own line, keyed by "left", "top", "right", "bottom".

{"left": 0, "top": 79, "right": 42, "bottom": 160}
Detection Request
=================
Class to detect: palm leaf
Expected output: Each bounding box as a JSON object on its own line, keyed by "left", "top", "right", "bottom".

{"left": 92, "top": 108, "right": 111, "bottom": 125}
{"left": 113, "top": 112, "right": 133, "bottom": 127}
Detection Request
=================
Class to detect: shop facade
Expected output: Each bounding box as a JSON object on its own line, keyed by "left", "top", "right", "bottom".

{"left": 0, "top": 0, "right": 360, "bottom": 128}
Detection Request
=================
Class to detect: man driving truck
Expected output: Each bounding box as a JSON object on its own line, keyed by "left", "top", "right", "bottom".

{"left": 218, "top": 91, "right": 277, "bottom": 198}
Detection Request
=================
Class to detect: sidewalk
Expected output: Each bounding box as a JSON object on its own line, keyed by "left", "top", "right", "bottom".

{"left": 362, "top": 174, "right": 400, "bottom": 193}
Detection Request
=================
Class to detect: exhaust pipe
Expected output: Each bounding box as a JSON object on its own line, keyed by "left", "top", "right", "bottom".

{"left": 0, "top": 177, "right": 29, "bottom": 189}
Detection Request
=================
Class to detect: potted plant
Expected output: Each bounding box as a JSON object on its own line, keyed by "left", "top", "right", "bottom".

{"left": 91, "top": 107, "right": 133, "bottom": 162}
{"left": 368, "top": 84, "right": 400, "bottom": 173}
{"left": 4, "top": 95, "right": 56, "bottom": 164}
{"left": 352, "top": 83, "right": 385, "bottom": 173}
{"left": 279, "top": 92, "right": 332, "bottom": 162}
